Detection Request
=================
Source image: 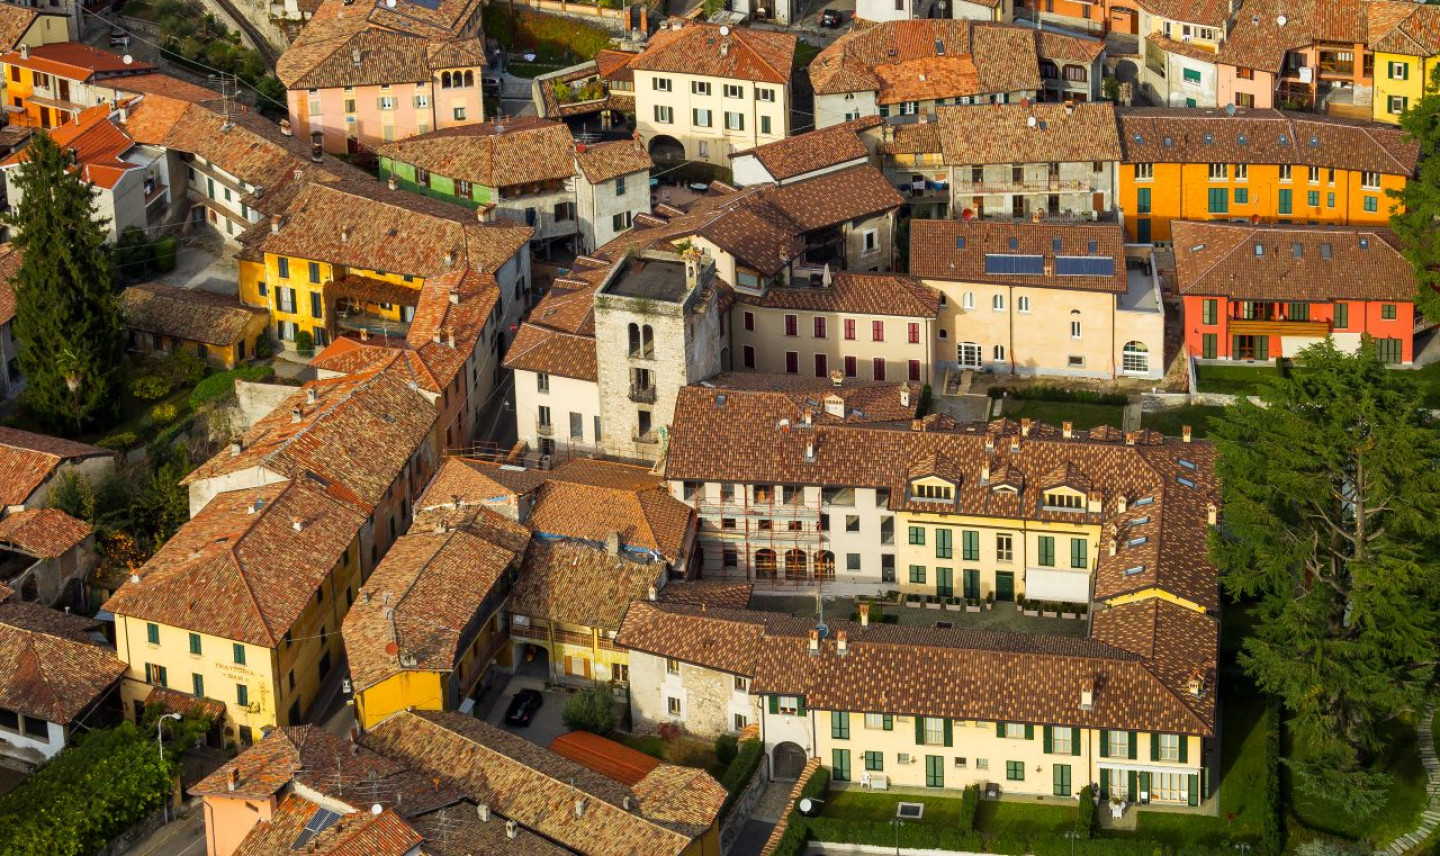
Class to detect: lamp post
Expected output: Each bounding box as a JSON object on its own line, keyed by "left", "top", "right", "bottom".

{"left": 1063, "top": 829, "right": 1082, "bottom": 856}
{"left": 156, "top": 712, "right": 182, "bottom": 824}
{"left": 891, "top": 818, "right": 903, "bottom": 855}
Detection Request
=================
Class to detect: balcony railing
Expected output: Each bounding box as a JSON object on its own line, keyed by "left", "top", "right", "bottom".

{"left": 1229, "top": 318, "right": 1331, "bottom": 337}
{"left": 952, "top": 178, "right": 1093, "bottom": 195}
{"left": 628, "top": 383, "right": 657, "bottom": 403}
{"left": 537, "top": 423, "right": 554, "bottom": 437}
{"left": 633, "top": 429, "right": 659, "bottom": 444}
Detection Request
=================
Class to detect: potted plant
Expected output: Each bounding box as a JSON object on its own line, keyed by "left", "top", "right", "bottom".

{"left": 945, "top": 596, "right": 962, "bottom": 611}
{"left": 905, "top": 593, "right": 923, "bottom": 608}
{"left": 1015, "top": 595, "right": 1025, "bottom": 613}
{"left": 1042, "top": 601, "right": 1060, "bottom": 618}
{"left": 965, "top": 596, "right": 982, "bottom": 613}
{"left": 1022, "top": 598, "right": 1040, "bottom": 618}
{"left": 925, "top": 595, "right": 942, "bottom": 610}
{"left": 984, "top": 592, "right": 994, "bottom": 610}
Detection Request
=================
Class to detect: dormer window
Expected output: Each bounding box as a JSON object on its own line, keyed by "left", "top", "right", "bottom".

{"left": 912, "top": 482, "right": 953, "bottom": 501}
{"left": 1126, "top": 536, "right": 1148, "bottom": 547}
{"left": 1043, "top": 491, "right": 1084, "bottom": 510}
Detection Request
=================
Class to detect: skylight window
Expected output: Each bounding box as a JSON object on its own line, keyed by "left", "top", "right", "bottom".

{"left": 1178, "top": 458, "right": 1197, "bottom": 470}
{"left": 1177, "top": 475, "right": 1197, "bottom": 488}
{"left": 1132, "top": 516, "right": 1151, "bottom": 525}
{"left": 1278, "top": 134, "right": 1290, "bottom": 146}
{"left": 1124, "top": 565, "right": 1146, "bottom": 576}
{"left": 1133, "top": 133, "right": 1144, "bottom": 144}
{"left": 1204, "top": 133, "right": 1214, "bottom": 144}
{"left": 1133, "top": 496, "right": 1155, "bottom": 507}
{"left": 1237, "top": 134, "right": 1247, "bottom": 145}
{"left": 1126, "top": 536, "right": 1148, "bottom": 547}
{"left": 1320, "top": 243, "right": 1333, "bottom": 259}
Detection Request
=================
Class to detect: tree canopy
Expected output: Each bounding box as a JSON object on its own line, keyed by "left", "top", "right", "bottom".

{"left": 1391, "top": 64, "right": 1440, "bottom": 321}
{"left": 1209, "top": 339, "right": 1440, "bottom": 816}
{"left": 6, "top": 132, "right": 126, "bottom": 433}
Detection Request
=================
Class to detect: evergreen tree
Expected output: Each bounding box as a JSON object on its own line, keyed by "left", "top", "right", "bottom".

{"left": 6, "top": 132, "right": 126, "bottom": 433}
{"left": 1210, "top": 340, "right": 1440, "bottom": 816}
{"left": 1391, "top": 65, "right": 1440, "bottom": 321}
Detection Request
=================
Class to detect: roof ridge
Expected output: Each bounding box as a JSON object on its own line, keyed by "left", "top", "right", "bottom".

{"left": 225, "top": 512, "right": 284, "bottom": 645}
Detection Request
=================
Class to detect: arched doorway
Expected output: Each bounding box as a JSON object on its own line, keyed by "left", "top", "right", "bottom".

{"left": 773, "top": 741, "right": 808, "bottom": 781}
{"left": 814, "top": 551, "right": 835, "bottom": 580}
{"left": 784, "top": 549, "right": 808, "bottom": 580}
{"left": 755, "top": 549, "right": 777, "bottom": 579}
{"left": 648, "top": 134, "right": 685, "bottom": 163}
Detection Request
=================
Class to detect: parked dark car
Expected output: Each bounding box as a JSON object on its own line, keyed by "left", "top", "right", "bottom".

{"left": 819, "top": 8, "right": 844, "bottom": 27}
{"left": 504, "top": 689, "right": 544, "bottom": 726}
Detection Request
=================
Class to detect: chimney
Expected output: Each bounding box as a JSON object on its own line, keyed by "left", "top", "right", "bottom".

{"left": 606, "top": 531, "right": 621, "bottom": 556}
{"left": 506, "top": 820, "right": 518, "bottom": 839}
{"left": 1079, "top": 677, "right": 1095, "bottom": 711}
{"left": 448, "top": 289, "right": 460, "bottom": 305}
{"left": 1009, "top": 435, "right": 1020, "bottom": 453}
{"left": 478, "top": 804, "right": 490, "bottom": 822}
{"left": 801, "top": 408, "right": 813, "bottom": 426}
{"left": 647, "top": 584, "right": 657, "bottom": 601}
{"left": 270, "top": 214, "right": 282, "bottom": 233}
{"left": 292, "top": 518, "right": 304, "bottom": 532}
{"left": 248, "top": 499, "right": 263, "bottom": 515}
{"left": 130, "top": 573, "right": 141, "bottom": 584}
{"left": 1186, "top": 670, "right": 1206, "bottom": 697}
{"left": 808, "top": 629, "right": 819, "bottom": 655}
{"left": 388, "top": 175, "right": 398, "bottom": 191}
{"left": 311, "top": 141, "right": 323, "bottom": 163}
{"left": 306, "top": 387, "right": 318, "bottom": 405}
{"left": 1182, "top": 424, "right": 1193, "bottom": 443}
{"left": 478, "top": 203, "right": 497, "bottom": 223}
{"left": 1116, "top": 495, "right": 1128, "bottom": 513}
{"left": 1107, "top": 538, "right": 1117, "bottom": 557}
{"left": 446, "top": 329, "right": 456, "bottom": 349}
{"left": 290, "top": 406, "right": 302, "bottom": 423}
{"left": 576, "top": 142, "right": 588, "bottom": 154}
{"left": 836, "top": 631, "right": 848, "bottom": 656}
{"left": 1207, "top": 501, "right": 1218, "bottom": 526}
{"left": 858, "top": 603, "right": 870, "bottom": 628}
{"left": 882, "top": 124, "right": 894, "bottom": 144}
{"left": 279, "top": 119, "right": 293, "bottom": 136}
{"left": 19, "top": 44, "right": 27, "bottom": 59}
{"left": 229, "top": 439, "right": 242, "bottom": 456}
{"left": 227, "top": 767, "right": 239, "bottom": 792}
{"left": 980, "top": 463, "right": 990, "bottom": 485}
{"left": 829, "top": 370, "right": 844, "bottom": 388}
{"left": 361, "top": 590, "right": 371, "bottom": 603}
{"left": 900, "top": 387, "right": 910, "bottom": 408}
{"left": 351, "top": 47, "right": 362, "bottom": 65}
{"left": 1124, "top": 431, "right": 1136, "bottom": 446}
{"left": 622, "top": 796, "right": 632, "bottom": 811}
{"left": 1020, "top": 418, "right": 1032, "bottom": 437}
{"left": 341, "top": 227, "right": 350, "bottom": 243}
{"left": 1062, "top": 421, "right": 1073, "bottom": 439}
{"left": 804, "top": 440, "right": 815, "bottom": 462}
{"left": 574, "top": 799, "right": 586, "bottom": 819}
{"left": 985, "top": 436, "right": 995, "bottom": 453}
{"left": 443, "top": 250, "right": 455, "bottom": 268}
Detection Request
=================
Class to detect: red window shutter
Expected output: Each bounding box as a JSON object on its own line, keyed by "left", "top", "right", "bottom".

{"left": 844, "top": 356, "right": 857, "bottom": 377}
{"left": 744, "top": 311, "right": 754, "bottom": 331}
{"left": 844, "top": 319, "right": 856, "bottom": 340}
{"left": 785, "top": 315, "right": 798, "bottom": 336}
{"left": 908, "top": 322, "right": 920, "bottom": 344}
{"left": 814, "top": 317, "right": 827, "bottom": 338}
{"left": 786, "top": 352, "right": 798, "bottom": 373}
{"left": 872, "top": 320, "right": 885, "bottom": 341}
{"left": 909, "top": 360, "right": 921, "bottom": 381}
{"left": 815, "top": 354, "right": 828, "bottom": 377}
{"left": 873, "top": 358, "right": 886, "bottom": 380}
{"left": 743, "top": 345, "right": 755, "bottom": 368}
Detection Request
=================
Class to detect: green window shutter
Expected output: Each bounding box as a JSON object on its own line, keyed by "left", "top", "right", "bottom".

{"left": 769, "top": 696, "right": 779, "bottom": 715}
{"left": 1202, "top": 333, "right": 1217, "bottom": 359}
{"left": 1334, "top": 302, "right": 1348, "bottom": 329}
{"left": 1188, "top": 774, "right": 1200, "bottom": 806}
{"left": 944, "top": 719, "right": 953, "bottom": 747}
{"left": 1043, "top": 726, "right": 1053, "bottom": 754}
{"left": 1150, "top": 733, "right": 1160, "bottom": 761}
{"left": 796, "top": 697, "right": 806, "bottom": 716}
{"left": 1024, "top": 723, "right": 1034, "bottom": 740}
{"left": 1072, "top": 727, "right": 1081, "bottom": 756}
{"left": 1071, "top": 538, "right": 1087, "bottom": 569}
{"left": 1038, "top": 536, "right": 1054, "bottom": 567}
{"left": 1256, "top": 336, "right": 1269, "bottom": 361}
{"left": 883, "top": 714, "right": 893, "bottom": 730}
{"left": 1139, "top": 771, "right": 1151, "bottom": 798}
{"left": 1127, "top": 770, "right": 1138, "bottom": 799}
{"left": 996, "top": 721, "right": 1005, "bottom": 738}
{"left": 916, "top": 716, "right": 926, "bottom": 745}
{"left": 1099, "top": 729, "right": 1109, "bottom": 758}
{"left": 1128, "top": 731, "right": 1138, "bottom": 760}
{"left": 1099, "top": 768, "right": 1110, "bottom": 800}
{"left": 832, "top": 711, "right": 849, "bottom": 740}
{"left": 1179, "top": 735, "right": 1189, "bottom": 764}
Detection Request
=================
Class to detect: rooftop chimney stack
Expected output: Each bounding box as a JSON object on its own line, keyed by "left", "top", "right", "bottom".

{"left": 279, "top": 119, "right": 293, "bottom": 136}
{"left": 1020, "top": 418, "right": 1032, "bottom": 437}
{"left": 808, "top": 629, "right": 819, "bottom": 655}
{"left": 574, "top": 799, "right": 586, "bottom": 819}
{"left": 449, "top": 289, "right": 460, "bottom": 305}
{"left": 900, "top": 387, "right": 911, "bottom": 408}
{"left": 980, "top": 463, "right": 990, "bottom": 485}
{"left": 1207, "top": 501, "right": 1218, "bottom": 526}
{"left": 836, "top": 631, "right": 848, "bottom": 656}
{"left": 506, "top": 820, "right": 518, "bottom": 839}
{"left": 606, "top": 531, "right": 621, "bottom": 556}
{"left": 1080, "top": 677, "right": 1095, "bottom": 711}
{"left": 478, "top": 804, "right": 490, "bottom": 822}
{"left": 647, "top": 584, "right": 657, "bottom": 601}
{"left": 1182, "top": 425, "right": 1193, "bottom": 443}
{"left": 804, "top": 440, "right": 815, "bottom": 462}
{"left": 1108, "top": 538, "right": 1117, "bottom": 557}
{"left": 290, "top": 406, "right": 302, "bottom": 423}
{"left": 306, "top": 387, "right": 318, "bottom": 405}
{"left": 1125, "top": 431, "right": 1136, "bottom": 446}
{"left": 271, "top": 214, "right": 282, "bottom": 234}
{"left": 388, "top": 175, "right": 398, "bottom": 191}
{"left": 1117, "top": 495, "right": 1128, "bottom": 513}
{"left": 227, "top": 768, "right": 239, "bottom": 792}
{"left": 229, "top": 440, "right": 242, "bottom": 456}
{"left": 858, "top": 603, "right": 870, "bottom": 628}
{"left": 1062, "top": 421, "right": 1073, "bottom": 439}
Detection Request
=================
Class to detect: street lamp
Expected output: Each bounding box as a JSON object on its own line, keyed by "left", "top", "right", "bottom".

{"left": 1063, "top": 829, "right": 1082, "bottom": 856}
{"left": 156, "top": 712, "right": 182, "bottom": 824}
{"left": 891, "top": 818, "right": 903, "bottom": 855}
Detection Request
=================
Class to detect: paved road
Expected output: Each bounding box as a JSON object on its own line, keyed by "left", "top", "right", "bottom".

{"left": 126, "top": 808, "right": 205, "bottom": 856}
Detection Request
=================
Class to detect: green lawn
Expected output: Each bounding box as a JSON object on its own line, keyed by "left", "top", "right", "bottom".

{"left": 1193, "top": 363, "right": 1284, "bottom": 396}
{"left": 974, "top": 799, "right": 1076, "bottom": 836}
{"left": 1287, "top": 718, "right": 1427, "bottom": 845}
{"left": 1141, "top": 405, "right": 1227, "bottom": 439}
{"left": 999, "top": 400, "right": 1125, "bottom": 431}
{"left": 820, "top": 790, "right": 964, "bottom": 827}
{"left": 794, "top": 39, "right": 821, "bottom": 69}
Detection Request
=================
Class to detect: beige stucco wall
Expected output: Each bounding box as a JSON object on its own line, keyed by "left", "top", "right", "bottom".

{"left": 633, "top": 68, "right": 789, "bottom": 166}
{"left": 731, "top": 305, "right": 935, "bottom": 385}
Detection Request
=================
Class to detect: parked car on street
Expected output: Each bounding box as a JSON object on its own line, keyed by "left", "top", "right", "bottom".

{"left": 820, "top": 8, "right": 845, "bottom": 27}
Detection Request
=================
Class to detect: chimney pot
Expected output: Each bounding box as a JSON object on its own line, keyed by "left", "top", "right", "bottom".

{"left": 449, "top": 289, "right": 460, "bottom": 305}
{"left": 388, "top": 175, "right": 398, "bottom": 191}
{"left": 292, "top": 518, "right": 304, "bottom": 532}
{"left": 506, "top": 820, "right": 518, "bottom": 839}
{"left": 980, "top": 463, "right": 990, "bottom": 485}
{"left": 270, "top": 214, "right": 282, "bottom": 234}
{"left": 478, "top": 804, "right": 490, "bottom": 822}
{"left": 1117, "top": 495, "right": 1128, "bottom": 513}
{"left": 1062, "top": 421, "right": 1073, "bottom": 439}
{"left": 229, "top": 439, "right": 242, "bottom": 456}
{"left": 647, "top": 584, "right": 657, "bottom": 601}
{"left": 900, "top": 387, "right": 911, "bottom": 408}
{"left": 306, "top": 387, "right": 318, "bottom": 405}
{"left": 1108, "top": 538, "right": 1117, "bottom": 557}
{"left": 836, "top": 631, "right": 848, "bottom": 655}
{"left": 858, "top": 603, "right": 870, "bottom": 628}
{"left": 279, "top": 119, "right": 292, "bottom": 136}
{"left": 1020, "top": 418, "right": 1032, "bottom": 437}
{"left": 804, "top": 440, "right": 815, "bottom": 461}
{"left": 622, "top": 796, "right": 632, "bottom": 811}
{"left": 227, "top": 767, "right": 239, "bottom": 791}
{"left": 446, "top": 330, "right": 456, "bottom": 349}
{"left": 808, "top": 629, "right": 819, "bottom": 654}
{"left": 1182, "top": 424, "right": 1193, "bottom": 443}
{"left": 290, "top": 406, "right": 302, "bottom": 423}
{"left": 1125, "top": 431, "right": 1136, "bottom": 446}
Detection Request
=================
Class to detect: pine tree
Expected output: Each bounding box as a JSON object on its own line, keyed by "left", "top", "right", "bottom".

{"left": 1210, "top": 340, "right": 1440, "bottom": 816}
{"left": 1391, "top": 65, "right": 1440, "bottom": 321}
{"left": 6, "top": 132, "right": 127, "bottom": 433}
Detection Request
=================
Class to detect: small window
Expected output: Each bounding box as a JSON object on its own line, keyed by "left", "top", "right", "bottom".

{"left": 666, "top": 658, "right": 680, "bottom": 674}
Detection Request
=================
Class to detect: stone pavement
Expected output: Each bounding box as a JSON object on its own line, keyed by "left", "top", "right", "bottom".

{"left": 1376, "top": 701, "right": 1439, "bottom": 855}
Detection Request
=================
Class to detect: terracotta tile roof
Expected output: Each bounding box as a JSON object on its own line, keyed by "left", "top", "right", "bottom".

{"left": 415, "top": 457, "right": 547, "bottom": 512}
{"left": 1213, "top": 0, "right": 1318, "bottom": 71}
{"left": 525, "top": 459, "right": 694, "bottom": 563}
{"left": 0, "top": 427, "right": 112, "bottom": 508}
{"left": 0, "top": 603, "right": 124, "bottom": 723}
{"left": 910, "top": 219, "right": 1127, "bottom": 293}
{"left": 0, "top": 243, "right": 18, "bottom": 326}
{"left": 0, "top": 43, "right": 155, "bottom": 82}
{"left": 234, "top": 796, "right": 422, "bottom": 856}
{"left": 361, "top": 711, "right": 725, "bottom": 855}
{"left": 121, "top": 283, "right": 267, "bottom": 347}
{"left": 0, "top": 105, "right": 137, "bottom": 191}
{"left": 932, "top": 102, "right": 1121, "bottom": 165}
{"left": 629, "top": 22, "right": 795, "bottom": 85}
{"left": 810, "top": 20, "right": 1037, "bottom": 98}
{"left": 764, "top": 164, "right": 905, "bottom": 232}
{"left": 408, "top": 803, "right": 571, "bottom": 854}
{"left": 549, "top": 731, "right": 660, "bottom": 786}
{"left": 1116, "top": 107, "right": 1419, "bottom": 175}
{"left": 737, "top": 272, "right": 938, "bottom": 317}
{"left": 0, "top": 601, "right": 100, "bottom": 640}
{"left": 656, "top": 580, "right": 755, "bottom": 609}
{"left": 101, "top": 481, "right": 365, "bottom": 647}
{"left": 687, "top": 373, "right": 922, "bottom": 425}
{"left": 596, "top": 48, "right": 639, "bottom": 81}
{"left": 534, "top": 56, "right": 639, "bottom": 121}
{"left": 277, "top": 0, "right": 485, "bottom": 90}
{"left": 110, "top": 73, "right": 222, "bottom": 103}
{"left": 730, "top": 116, "right": 881, "bottom": 181}
{"left": 1369, "top": 1, "right": 1440, "bottom": 55}
{"left": 510, "top": 540, "right": 666, "bottom": 631}
{"left": 143, "top": 685, "right": 227, "bottom": 722}
{"left": 0, "top": 508, "right": 91, "bottom": 558}
{"left": 240, "top": 179, "right": 531, "bottom": 279}
{"left": 183, "top": 354, "right": 439, "bottom": 511}
{"left": 1038, "top": 30, "right": 1105, "bottom": 63}
{"left": 574, "top": 137, "right": 653, "bottom": 184}
{"left": 1133, "top": 0, "right": 1230, "bottom": 27}
{"left": 880, "top": 120, "right": 944, "bottom": 155}
{"left": 374, "top": 118, "right": 575, "bottom": 190}
{"left": 502, "top": 322, "right": 597, "bottom": 381}
{"left": 1144, "top": 31, "right": 1219, "bottom": 63}
{"left": 0, "top": 5, "right": 39, "bottom": 52}
{"left": 1092, "top": 597, "right": 1217, "bottom": 724}
{"left": 1170, "top": 221, "right": 1413, "bottom": 301}
{"left": 343, "top": 525, "right": 524, "bottom": 693}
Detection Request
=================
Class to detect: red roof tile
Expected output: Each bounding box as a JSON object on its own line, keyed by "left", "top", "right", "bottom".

{"left": 549, "top": 731, "right": 661, "bottom": 786}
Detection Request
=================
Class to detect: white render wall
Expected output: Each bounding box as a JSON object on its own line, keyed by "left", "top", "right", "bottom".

{"left": 0, "top": 718, "right": 66, "bottom": 768}
{"left": 633, "top": 67, "right": 790, "bottom": 166}
{"left": 629, "top": 650, "right": 761, "bottom": 737}
{"left": 513, "top": 369, "right": 604, "bottom": 456}
{"left": 575, "top": 168, "right": 652, "bottom": 253}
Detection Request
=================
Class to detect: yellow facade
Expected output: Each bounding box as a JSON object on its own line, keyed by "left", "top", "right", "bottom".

{"left": 812, "top": 709, "right": 1203, "bottom": 805}
{"left": 239, "top": 254, "right": 424, "bottom": 344}
{"left": 897, "top": 479, "right": 1101, "bottom": 602}
{"left": 354, "top": 613, "right": 508, "bottom": 730}
{"left": 514, "top": 617, "right": 630, "bottom": 684}
{"left": 1372, "top": 53, "right": 1440, "bottom": 124}
{"left": 115, "top": 542, "right": 361, "bottom": 746}
{"left": 1119, "top": 162, "right": 1406, "bottom": 243}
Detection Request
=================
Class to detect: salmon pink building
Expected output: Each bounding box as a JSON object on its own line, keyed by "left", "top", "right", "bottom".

{"left": 1172, "top": 221, "right": 1416, "bottom": 365}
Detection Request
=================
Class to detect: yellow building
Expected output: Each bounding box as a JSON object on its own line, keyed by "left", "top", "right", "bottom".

{"left": 1117, "top": 108, "right": 1416, "bottom": 243}
{"left": 1370, "top": 5, "right": 1440, "bottom": 124}
{"left": 104, "top": 480, "right": 364, "bottom": 746}
{"left": 121, "top": 283, "right": 270, "bottom": 369}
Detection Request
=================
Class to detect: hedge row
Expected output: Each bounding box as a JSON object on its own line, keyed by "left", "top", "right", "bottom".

{"left": 988, "top": 384, "right": 1129, "bottom": 406}
{"left": 718, "top": 739, "right": 765, "bottom": 820}
{"left": 1259, "top": 696, "right": 1284, "bottom": 856}
{"left": 800, "top": 816, "right": 1238, "bottom": 856}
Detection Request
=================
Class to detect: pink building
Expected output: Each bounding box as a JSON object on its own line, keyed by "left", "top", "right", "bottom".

{"left": 277, "top": 0, "right": 488, "bottom": 154}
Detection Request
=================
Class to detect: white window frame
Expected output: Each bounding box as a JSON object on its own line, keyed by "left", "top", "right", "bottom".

{"left": 692, "top": 80, "right": 711, "bottom": 95}
{"left": 725, "top": 111, "right": 745, "bottom": 131}
{"left": 653, "top": 77, "right": 672, "bottom": 91}
{"left": 1017, "top": 295, "right": 1030, "bottom": 313}
{"left": 1134, "top": 163, "right": 1154, "bottom": 181}
{"left": 724, "top": 83, "right": 743, "bottom": 98}
{"left": 1107, "top": 731, "right": 1128, "bottom": 758}
{"left": 992, "top": 294, "right": 1005, "bottom": 312}
{"left": 1159, "top": 733, "right": 1180, "bottom": 762}
{"left": 1051, "top": 728, "right": 1073, "bottom": 755}
{"left": 655, "top": 105, "right": 673, "bottom": 124}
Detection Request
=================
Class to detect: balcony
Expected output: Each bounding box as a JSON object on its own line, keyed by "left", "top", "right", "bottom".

{"left": 537, "top": 422, "right": 554, "bottom": 437}
{"left": 633, "top": 429, "right": 659, "bottom": 445}
{"left": 1229, "top": 318, "right": 1331, "bottom": 338}
{"left": 628, "top": 382, "right": 657, "bottom": 403}
{"left": 952, "top": 178, "right": 1093, "bottom": 195}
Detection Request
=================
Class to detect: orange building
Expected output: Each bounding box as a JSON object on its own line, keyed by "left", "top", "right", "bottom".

{"left": 0, "top": 43, "right": 156, "bottom": 129}
{"left": 1116, "top": 107, "right": 1416, "bottom": 244}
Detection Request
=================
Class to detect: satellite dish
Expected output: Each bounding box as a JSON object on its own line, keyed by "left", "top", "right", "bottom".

{"left": 384, "top": 641, "right": 400, "bottom": 656}
{"left": 720, "top": 24, "right": 730, "bottom": 35}
{"left": 122, "top": 55, "right": 133, "bottom": 65}
{"left": 1250, "top": 213, "right": 1260, "bottom": 225}
{"left": 371, "top": 804, "right": 383, "bottom": 816}
{"left": 1225, "top": 103, "right": 1237, "bottom": 116}
{"left": 1276, "top": 14, "right": 1287, "bottom": 26}
{"left": 1026, "top": 116, "right": 1037, "bottom": 127}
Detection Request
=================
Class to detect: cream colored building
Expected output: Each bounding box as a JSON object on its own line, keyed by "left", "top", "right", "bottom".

{"left": 911, "top": 220, "right": 1165, "bottom": 380}
{"left": 631, "top": 23, "right": 795, "bottom": 167}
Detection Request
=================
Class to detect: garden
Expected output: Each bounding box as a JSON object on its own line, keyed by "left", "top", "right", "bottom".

{"left": 988, "top": 384, "right": 1127, "bottom": 431}
{"left": 123, "top": 0, "right": 287, "bottom": 113}
{"left": 482, "top": 6, "right": 614, "bottom": 78}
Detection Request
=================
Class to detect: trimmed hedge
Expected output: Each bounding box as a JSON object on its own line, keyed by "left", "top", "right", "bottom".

{"left": 1076, "top": 783, "right": 1098, "bottom": 838}
{"left": 188, "top": 365, "right": 275, "bottom": 409}
{"left": 717, "top": 738, "right": 764, "bottom": 819}
{"left": 988, "top": 384, "right": 1129, "bottom": 406}
{"left": 959, "top": 783, "right": 980, "bottom": 832}
{"left": 1260, "top": 696, "right": 1283, "bottom": 856}
{"left": 802, "top": 817, "right": 1236, "bottom": 856}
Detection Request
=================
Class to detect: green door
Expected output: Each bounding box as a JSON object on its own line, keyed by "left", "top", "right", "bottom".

{"left": 1053, "top": 764, "right": 1072, "bottom": 797}
{"left": 963, "top": 569, "right": 980, "bottom": 599}
{"left": 995, "top": 572, "right": 1015, "bottom": 602}
{"left": 925, "top": 755, "right": 945, "bottom": 788}
{"left": 936, "top": 567, "right": 954, "bottom": 598}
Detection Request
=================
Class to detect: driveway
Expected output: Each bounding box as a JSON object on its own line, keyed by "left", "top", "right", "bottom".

{"left": 480, "top": 673, "right": 571, "bottom": 748}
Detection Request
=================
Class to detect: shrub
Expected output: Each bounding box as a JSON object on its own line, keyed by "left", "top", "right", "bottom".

{"left": 96, "top": 431, "right": 139, "bottom": 450}
{"left": 150, "top": 403, "right": 178, "bottom": 425}
{"left": 916, "top": 382, "right": 933, "bottom": 417}
{"left": 294, "top": 329, "right": 315, "bottom": 357}
{"left": 959, "top": 783, "right": 979, "bottom": 832}
{"left": 1075, "top": 784, "right": 1097, "bottom": 838}
{"left": 561, "top": 685, "right": 616, "bottom": 734}
{"left": 988, "top": 384, "right": 1128, "bottom": 406}
{"left": 252, "top": 335, "right": 275, "bottom": 360}
{"left": 1260, "top": 696, "right": 1283, "bottom": 856}
{"left": 153, "top": 235, "right": 178, "bottom": 273}
{"left": 715, "top": 733, "right": 738, "bottom": 766}
{"left": 718, "top": 739, "right": 764, "bottom": 819}
{"left": 188, "top": 365, "right": 275, "bottom": 409}
{"left": 130, "top": 373, "right": 173, "bottom": 400}
{"left": 164, "top": 348, "right": 207, "bottom": 386}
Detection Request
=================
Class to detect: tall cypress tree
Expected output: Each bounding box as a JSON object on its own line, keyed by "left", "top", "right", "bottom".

{"left": 6, "top": 132, "right": 126, "bottom": 433}
{"left": 1210, "top": 339, "right": 1440, "bottom": 817}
